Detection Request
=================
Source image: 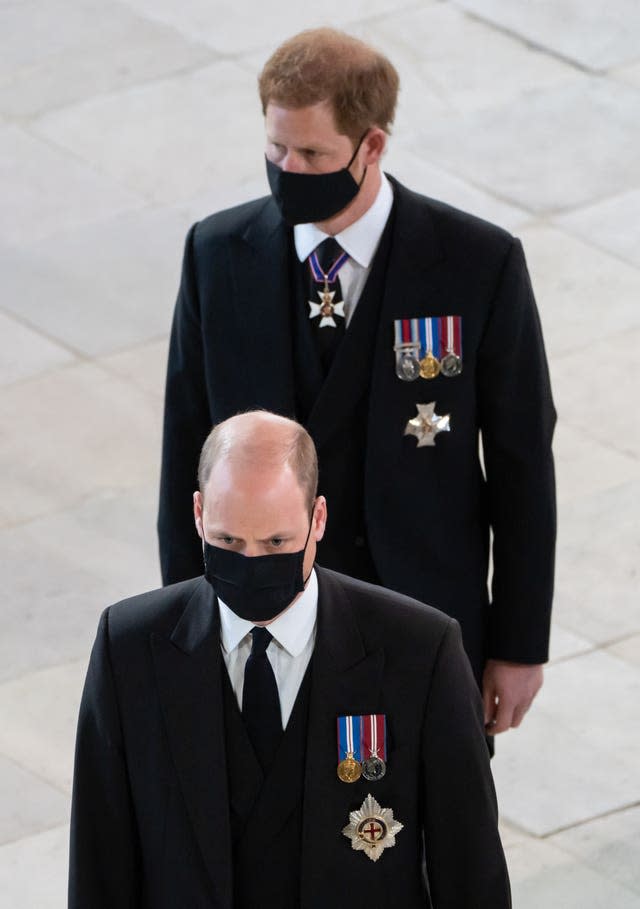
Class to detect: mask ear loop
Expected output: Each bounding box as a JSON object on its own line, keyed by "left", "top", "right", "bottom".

{"left": 345, "top": 130, "right": 370, "bottom": 187}
{"left": 302, "top": 499, "right": 318, "bottom": 586}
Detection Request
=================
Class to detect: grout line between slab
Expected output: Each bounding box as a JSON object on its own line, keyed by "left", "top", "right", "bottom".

{"left": 459, "top": 9, "right": 607, "bottom": 75}
{"left": 540, "top": 800, "right": 640, "bottom": 838}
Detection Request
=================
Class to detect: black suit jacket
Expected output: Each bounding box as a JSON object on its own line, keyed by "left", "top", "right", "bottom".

{"left": 158, "top": 177, "right": 556, "bottom": 676}
{"left": 69, "top": 567, "right": 510, "bottom": 908}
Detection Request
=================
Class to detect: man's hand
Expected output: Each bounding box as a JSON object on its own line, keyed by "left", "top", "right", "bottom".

{"left": 482, "top": 660, "right": 544, "bottom": 734}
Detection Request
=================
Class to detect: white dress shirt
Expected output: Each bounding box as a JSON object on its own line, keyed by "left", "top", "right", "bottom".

{"left": 294, "top": 173, "right": 394, "bottom": 325}
{"left": 217, "top": 569, "right": 318, "bottom": 728}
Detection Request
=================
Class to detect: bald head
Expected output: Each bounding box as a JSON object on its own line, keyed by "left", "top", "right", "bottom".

{"left": 198, "top": 411, "right": 318, "bottom": 514}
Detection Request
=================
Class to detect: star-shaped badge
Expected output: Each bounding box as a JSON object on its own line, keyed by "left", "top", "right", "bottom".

{"left": 308, "top": 288, "right": 345, "bottom": 328}
{"left": 342, "top": 793, "right": 404, "bottom": 862}
{"left": 404, "top": 402, "right": 450, "bottom": 447}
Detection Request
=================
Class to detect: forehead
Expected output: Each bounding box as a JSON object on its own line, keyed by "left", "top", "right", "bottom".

{"left": 204, "top": 457, "right": 306, "bottom": 512}
{"left": 265, "top": 100, "right": 344, "bottom": 143}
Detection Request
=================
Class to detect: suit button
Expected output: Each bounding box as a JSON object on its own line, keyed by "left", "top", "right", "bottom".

{"left": 354, "top": 536, "right": 365, "bottom": 548}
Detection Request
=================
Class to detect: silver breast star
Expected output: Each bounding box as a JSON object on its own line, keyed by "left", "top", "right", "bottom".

{"left": 342, "top": 794, "right": 404, "bottom": 862}
{"left": 404, "top": 402, "right": 450, "bottom": 447}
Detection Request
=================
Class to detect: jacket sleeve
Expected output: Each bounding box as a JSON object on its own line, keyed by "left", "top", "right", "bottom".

{"left": 158, "top": 223, "right": 212, "bottom": 585}
{"left": 421, "top": 619, "right": 512, "bottom": 908}
{"left": 68, "top": 610, "right": 141, "bottom": 908}
{"left": 477, "top": 237, "right": 557, "bottom": 663}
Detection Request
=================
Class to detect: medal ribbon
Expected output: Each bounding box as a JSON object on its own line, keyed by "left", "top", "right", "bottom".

{"left": 309, "top": 248, "right": 350, "bottom": 284}
{"left": 337, "top": 715, "right": 362, "bottom": 761}
{"left": 395, "top": 318, "right": 422, "bottom": 347}
{"left": 440, "top": 315, "right": 462, "bottom": 356}
{"left": 362, "top": 714, "right": 387, "bottom": 761}
{"left": 418, "top": 317, "right": 440, "bottom": 359}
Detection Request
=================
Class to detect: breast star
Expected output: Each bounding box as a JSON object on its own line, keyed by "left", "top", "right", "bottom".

{"left": 404, "top": 402, "right": 450, "bottom": 447}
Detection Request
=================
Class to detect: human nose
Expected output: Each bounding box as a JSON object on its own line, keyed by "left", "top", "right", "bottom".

{"left": 279, "top": 150, "right": 307, "bottom": 173}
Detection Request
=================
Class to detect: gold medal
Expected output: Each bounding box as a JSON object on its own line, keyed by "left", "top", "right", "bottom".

{"left": 419, "top": 351, "right": 440, "bottom": 380}
{"left": 337, "top": 752, "right": 362, "bottom": 783}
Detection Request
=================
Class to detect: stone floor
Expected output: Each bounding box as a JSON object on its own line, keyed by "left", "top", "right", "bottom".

{"left": 1, "top": 1, "right": 639, "bottom": 906}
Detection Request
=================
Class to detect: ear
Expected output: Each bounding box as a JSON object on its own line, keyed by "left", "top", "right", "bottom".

{"left": 193, "top": 490, "right": 204, "bottom": 540}
{"left": 361, "top": 127, "right": 387, "bottom": 166}
{"left": 312, "top": 495, "right": 328, "bottom": 543}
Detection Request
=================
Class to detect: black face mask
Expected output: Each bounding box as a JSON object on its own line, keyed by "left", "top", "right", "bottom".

{"left": 203, "top": 517, "right": 314, "bottom": 623}
{"left": 265, "top": 132, "right": 368, "bottom": 226}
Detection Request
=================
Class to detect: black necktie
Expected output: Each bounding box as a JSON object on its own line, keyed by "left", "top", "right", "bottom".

{"left": 242, "top": 627, "right": 282, "bottom": 773}
{"left": 307, "top": 237, "right": 348, "bottom": 374}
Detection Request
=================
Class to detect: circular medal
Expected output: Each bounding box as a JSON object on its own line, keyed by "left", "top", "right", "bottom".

{"left": 337, "top": 755, "right": 362, "bottom": 783}
{"left": 440, "top": 352, "right": 462, "bottom": 377}
{"left": 356, "top": 815, "right": 388, "bottom": 845}
{"left": 419, "top": 352, "right": 441, "bottom": 380}
{"left": 362, "top": 755, "right": 386, "bottom": 782}
{"left": 396, "top": 352, "right": 421, "bottom": 382}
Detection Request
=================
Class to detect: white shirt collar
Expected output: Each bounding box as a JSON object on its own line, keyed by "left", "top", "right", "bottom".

{"left": 218, "top": 567, "right": 318, "bottom": 658}
{"left": 294, "top": 172, "right": 393, "bottom": 268}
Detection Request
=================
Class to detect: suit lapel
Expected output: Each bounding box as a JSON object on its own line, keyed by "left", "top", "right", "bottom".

{"left": 151, "top": 580, "right": 232, "bottom": 909}
{"left": 300, "top": 568, "right": 385, "bottom": 905}
{"left": 231, "top": 199, "right": 298, "bottom": 417}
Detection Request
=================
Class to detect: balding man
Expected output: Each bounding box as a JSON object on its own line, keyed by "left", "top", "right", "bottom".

{"left": 71, "top": 412, "right": 511, "bottom": 909}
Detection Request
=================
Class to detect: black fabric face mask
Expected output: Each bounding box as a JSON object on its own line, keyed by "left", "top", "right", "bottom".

{"left": 203, "top": 517, "right": 314, "bottom": 623}
{"left": 265, "top": 132, "right": 368, "bottom": 226}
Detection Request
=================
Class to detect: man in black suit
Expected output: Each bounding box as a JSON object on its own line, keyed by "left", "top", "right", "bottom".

{"left": 158, "top": 29, "right": 556, "bottom": 736}
{"left": 71, "top": 411, "right": 511, "bottom": 908}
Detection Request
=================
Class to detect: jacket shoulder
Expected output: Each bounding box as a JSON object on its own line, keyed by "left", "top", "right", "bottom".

{"left": 390, "top": 175, "right": 515, "bottom": 257}
{"left": 104, "top": 577, "right": 207, "bottom": 641}
{"left": 192, "top": 195, "right": 274, "bottom": 246}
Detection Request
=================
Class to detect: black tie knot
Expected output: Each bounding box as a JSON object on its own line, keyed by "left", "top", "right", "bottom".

{"left": 250, "top": 626, "right": 273, "bottom": 657}
{"left": 316, "top": 237, "right": 343, "bottom": 274}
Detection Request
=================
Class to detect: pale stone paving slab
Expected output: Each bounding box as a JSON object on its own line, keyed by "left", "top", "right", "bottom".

{"left": 31, "top": 62, "right": 269, "bottom": 207}
{"left": 613, "top": 61, "right": 640, "bottom": 88}
{"left": 552, "top": 329, "right": 640, "bottom": 459}
{"left": 413, "top": 78, "right": 640, "bottom": 214}
{"left": 120, "top": 0, "right": 418, "bottom": 55}
{"left": 0, "top": 662, "right": 87, "bottom": 793}
{"left": 517, "top": 225, "right": 640, "bottom": 359}
{"left": 0, "top": 756, "right": 69, "bottom": 846}
{"left": 554, "top": 482, "right": 639, "bottom": 645}
{"left": 453, "top": 0, "right": 640, "bottom": 71}
{"left": 554, "top": 189, "right": 640, "bottom": 270}
{"left": 99, "top": 338, "right": 170, "bottom": 400}
{"left": 549, "top": 805, "right": 640, "bottom": 896}
{"left": 0, "top": 124, "right": 145, "bottom": 247}
{"left": 2, "top": 207, "right": 188, "bottom": 357}
{"left": 0, "top": 825, "right": 69, "bottom": 909}
{"left": 0, "top": 486, "right": 161, "bottom": 682}
{"left": 359, "top": 4, "right": 578, "bottom": 116}
{"left": 605, "top": 633, "right": 640, "bottom": 668}
{"left": 493, "top": 651, "right": 640, "bottom": 834}
{"left": 0, "top": 311, "right": 74, "bottom": 386}
{"left": 0, "top": 362, "right": 161, "bottom": 527}
{"left": 0, "top": 0, "right": 217, "bottom": 119}
{"left": 503, "top": 836, "right": 640, "bottom": 908}
{"left": 553, "top": 422, "right": 640, "bottom": 508}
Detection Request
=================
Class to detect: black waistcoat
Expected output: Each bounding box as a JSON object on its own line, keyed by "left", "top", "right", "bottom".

{"left": 222, "top": 661, "right": 312, "bottom": 909}
{"left": 290, "top": 214, "right": 395, "bottom": 584}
